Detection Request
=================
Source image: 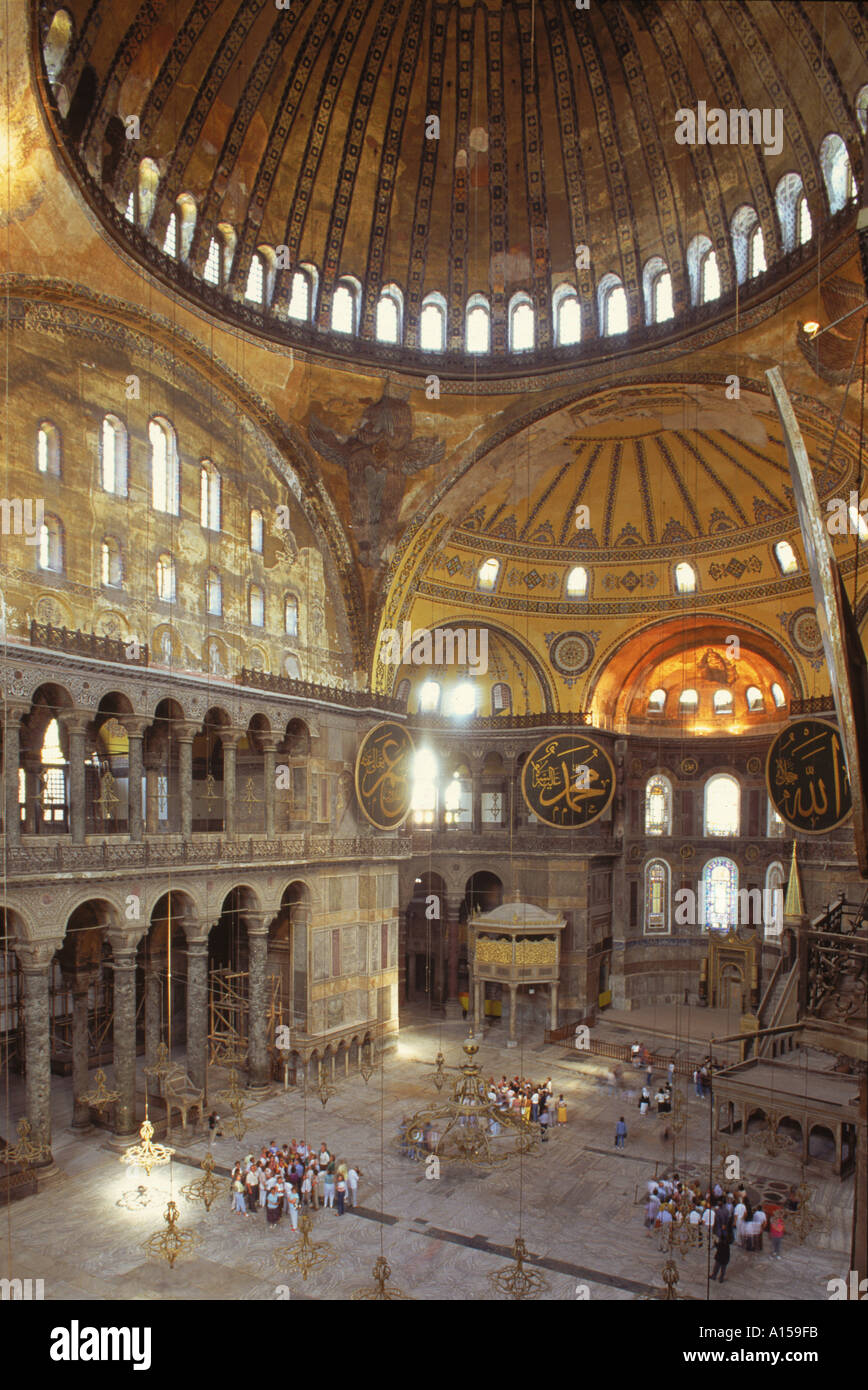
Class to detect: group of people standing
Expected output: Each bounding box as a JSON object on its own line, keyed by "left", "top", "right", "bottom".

{"left": 487, "top": 1076, "right": 568, "bottom": 1133}
{"left": 642, "top": 1175, "right": 788, "bottom": 1283}
{"left": 229, "top": 1139, "right": 361, "bottom": 1229}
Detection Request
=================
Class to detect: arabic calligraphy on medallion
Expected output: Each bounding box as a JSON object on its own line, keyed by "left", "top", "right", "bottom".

{"left": 354, "top": 721, "right": 415, "bottom": 830}
{"left": 765, "top": 719, "right": 852, "bottom": 834}
{"left": 520, "top": 735, "right": 615, "bottom": 829}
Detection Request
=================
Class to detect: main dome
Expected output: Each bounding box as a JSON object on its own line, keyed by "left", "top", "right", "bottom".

{"left": 34, "top": 0, "right": 865, "bottom": 373}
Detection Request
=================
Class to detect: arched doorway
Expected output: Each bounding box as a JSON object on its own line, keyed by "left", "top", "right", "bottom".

{"left": 403, "top": 871, "right": 447, "bottom": 1007}
{"left": 719, "top": 962, "right": 745, "bottom": 1011}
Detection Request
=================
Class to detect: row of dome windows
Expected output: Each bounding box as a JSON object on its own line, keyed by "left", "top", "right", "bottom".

{"left": 120, "top": 126, "right": 862, "bottom": 351}
{"left": 646, "top": 683, "right": 787, "bottom": 716}
{"left": 644, "top": 773, "right": 784, "bottom": 838}
{"left": 642, "top": 857, "right": 784, "bottom": 935}
{"left": 474, "top": 548, "right": 801, "bottom": 599}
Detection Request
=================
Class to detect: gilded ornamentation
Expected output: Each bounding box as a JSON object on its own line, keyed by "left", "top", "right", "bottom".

{"left": 520, "top": 735, "right": 615, "bottom": 828}
{"left": 142, "top": 1199, "right": 199, "bottom": 1269}
{"left": 354, "top": 721, "right": 415, "bottom": 830}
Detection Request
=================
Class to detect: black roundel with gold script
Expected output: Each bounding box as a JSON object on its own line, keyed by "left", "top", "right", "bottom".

{"left": 355, "top": 721, "right": 415, "bottom": 830}
{"left": 766, "top": 719, "right": 852, "bottom": 835}
{"left": 521, "top": 735, "right": 616, "bottom": 829}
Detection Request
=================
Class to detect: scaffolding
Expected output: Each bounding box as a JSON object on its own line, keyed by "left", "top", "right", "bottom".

{"left": 208, "top": 967, "right": 249, "bottom": 1066}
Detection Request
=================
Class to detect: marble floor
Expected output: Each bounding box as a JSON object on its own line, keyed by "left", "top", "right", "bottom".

{"left": 0, "top": 1009, "right": 854, "bottom": 1301}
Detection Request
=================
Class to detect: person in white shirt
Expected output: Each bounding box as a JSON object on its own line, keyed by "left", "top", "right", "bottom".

{"left": 734, "top": 1199, "right": 747, "bottom": 1245}
{"left": 347, "top": 1165, "right": 360, "bottom": 1208}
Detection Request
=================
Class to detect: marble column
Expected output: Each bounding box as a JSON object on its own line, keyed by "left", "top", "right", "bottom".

{"left": 144, "top": 750, "right": 160, "bottom": 835}
{"left": 108, "top": 936, "right": 141, "bottom": 1135}
{"left": 3, "top": 703, "right": 26, "bottom": 846}
{"left": 144, "top": 958, "right": 163, "bottom": 1070}
{"left": 177, "top": 728, "right": 195, "bottom": 841}
{"left": 185, "top": 936, "right": 209, "bottom": 1091}
{"left": 222, "top": 733, "right": 238, "bottom": 839}
{"left": 247, "top": 926, "right": 269, "bottom": 1089}
{"left": 16, "top": 940, "right": 61, "bottom": 1156}
{"left": 447, "top": 902, "right": 459, "bottom": 1002}
{"left": 473, "top": 979, "right": 483, "bottom": 1034}
{"left": 550, "top": 981, "right": 560, "bottom": 1030}
{"left": 70, "top": 973, "right": 94, "bottom": 1129}
{"left": 471, "top": 769, "right": 482, "bottom": 835}
{"left": 63, "top": 713, "right": 90, "bottom": 845}
{"left": 262, "top": 737, "right": 276, "bottom": 840}
{"left": 507, "top": 983, "right": 518, "bottom": 1047}
{"left": 124, "top": 718, "right": 147, "bottom": 842}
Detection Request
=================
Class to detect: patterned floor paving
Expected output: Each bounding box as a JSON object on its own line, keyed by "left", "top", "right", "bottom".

{"left": 0, "top": 1014, "right": 853, "bottom": 1301}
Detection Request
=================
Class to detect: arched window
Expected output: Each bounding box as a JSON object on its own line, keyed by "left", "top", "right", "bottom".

{"left": 245, "top": 251, "right": 267, "bottom": 306}
{"left": 249, "top": 583, "right": 265, "bottom": 627}
{"left": 137, "top": 157, "right": 159, "bottom": 230}
{"left": 645, "top": 859, "right": 670, "bottom": 934}
{"left": 149, "top": 417, "right": 179, "bottom": 515}
{"left": 771, "top": 682, "right": 786, "bottom": 709}
{"left": 162, "top": 212, "right": 177, "bottom": 258}
{"left": 124, "top": 191, "right": 135, "bottom": 224}
{"left": 746, "top": 685, "right": 764, "bottom": 712}
{"left": 775, "top": 173, "right": 811, "bottom": 252}
{"left": 674, "top": 561, "right": 696, "bottom": 593}
{"left": 647, "top": 688, "right": 666, "bottom": 714}
{"left": 444, "top": 766, "right": 472, "bottom": 826}
{"left": 411, "top": 746, "right": 438, "bottom": 825}
{"left": 395, "top": 678, "right": 411, "bottom": 706}
{"left": 36, "top": 421, "right": 61, "bottom": 476}
{"left": 43, "top": 8, "right": 73, "bottom": 84}
{"left": 701, "top": 856, "right": 738, "bottom": 932}
{"left": 598, "top": 273, "right": 628, "bottom": 335}
{"left": 100, "top": 537, "right": 122, "bottom": 587}
{"left": 687, "top": 234, "right": 712, "bottom": 305}
{"left": 375, "top": 284, "right": 403, "bottom": 344}
{"left": 765, "top": 860, "right": 785, "bottom": 933}
{"left": 704, "top": 773, "right": 740, "bottom": 836}
{"left": 155, "top": 552, "right": 176, "bottom": 603}
{"left": 289, "top": 264, "right": 318, "bottom": 321}
{"left": 172, "top": 195, "right": 196, "bottom": 262}
{"left": 509, "top": 293, "right": 535, "bottom": 351}
{"left": 553, "top": 283, "right": 582, "bottom": 345}
{"left": 477, "top": 556, "right": 499, "bottom": 592}
{"left": 40, "top": 717, "right": 67, "bottom": 824}
{"left": 199, "top": 463, "right": 221, "bottom": 532}
{"left": 680, "top": 688, "right": 699, "bottom": 709}
{"left": 100, "top": 415, "right": 127, "bottom": 495}
{"left": 767, "top": 797, "right": 785, "bottom": 837}
{"left": 447, "top": 682, "right": 478, "bottom": 718}
{"left": 465, "top": 294, "right": 490, "bottom": 353}
{"left": 331, "top": 276, "right": 361, "bottom": 334}
{"left": 492, "top": 682, "right": 512, "bottom": 714}
{"left": 38, "top": 514, "right": 63, "bottom": 572}
{"left": 642, "top": 256, "right": 673, "bottom": 324}
{"left": 731, "top": 205, "right": 766, "bottom": 284}
{"left": 203, "top": 237, "right": 221, "bottom": 285}
{"left": 857, "top": 85, "right": 868, "bottom": 136}
{"left": 418, "top": 680, "right": 440, "bottom": 714}
{"left": 250, "top": 509, "right": 263, "bottom": 554}
{"left": 645, "top": 774, "right": 672, "bottom": 835}
{"left": 713, "top": 688, "right": 733, "bottom": 714}
{"left": 849, "top": 501, "right": 868, "bottom": 542}
{"left": 284, "top": 594, "right": 298, "bottom": 636}
{"left": 820, "top": 134, "right": 856, "bottom": 213}
{"left": 206, "top": 568, "right": 222, "bottom": 617}
{"left": 420, "top": 293, "right": 447, "bottom": 351}
{"left": 700, "top": 247, "right": 720, "bottom": 303}
{"left": 774, "top": 540, "right": 798, "bottom": 575}
{"left": 566, "top": 565, "right": 588, "bottom": 598}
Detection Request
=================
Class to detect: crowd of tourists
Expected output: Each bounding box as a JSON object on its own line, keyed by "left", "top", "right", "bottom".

{"left": 399, "top": 1076, "right": 568, "bottom": 1157}
{"left": 227, "top": 1139, "right": 361, "bottom": 1229}
{"left": 642, "top": 1174, "right": 790, "bottom": 1280}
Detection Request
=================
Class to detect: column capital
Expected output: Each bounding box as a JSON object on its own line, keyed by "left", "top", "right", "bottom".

{"left": 14, "top": 938, "right": 63, "bottom": 970}
{"left": 121, "top": 715, "right": 150, "bottom": 738}
{"left": 260, "top": 734, "right": 278, "bottom": 753}
{"left": 173, "top": 721, "right": 201, "bottom": 743}
{"left": 219, "top": 728, "right": 245, "bottom": 748}
{"left": 58, "top": 710, "right": 93, "bottom": 736}
{"left": 106, "top": 928, "right": 146, "bottom": 959}
{"left": 2, "top": 699, "right": 30, "bottom": 722}
{"left": 185, "top": 936, "right": 210, "bottom": 955}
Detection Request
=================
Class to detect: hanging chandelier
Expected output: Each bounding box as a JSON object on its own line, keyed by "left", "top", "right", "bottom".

{"left": 315, "top": 1069, "right": 337, "bottom": 1108}
{"left": 142, "top": 1199, "right": 199, "bottom": 1269}
{"left": 398, "top": 1035, "right": 537, "bottom": 1168}
{"left": 215, "top": 1068, "right": 250, "bottom": 1140}
{"left": 273, "top": 1211, "right": 336, "bottom": 1283}
{"left": 3, "top": 1117, "right": 52, "bottom": 1170}
{"left": 351, "top": 1255, "right": 410, "bottom": 1301}
{"left": 358, "top": 1042, "right": 378, "bottom": 1085}
{"left": 76, "top": 1068, "right": 120, "bottom": 1116}
{"left": 425, "top": 1050, "right": 450, "bottom": 1092}
{"left": 181, "top": 1153, "right": 225, "bottom": 1213}
{"left": 121, "top": 1116, "right": 174, "bottom": 1178}
{"left": 488, "top": 1235, "right": 551, "bottom": 1300}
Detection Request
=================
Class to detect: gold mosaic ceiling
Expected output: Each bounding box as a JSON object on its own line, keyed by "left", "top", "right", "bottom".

{"left": 35, "top": 0, "right": 866, "bottom": 366}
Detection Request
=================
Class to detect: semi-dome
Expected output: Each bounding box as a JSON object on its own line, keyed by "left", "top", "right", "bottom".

{"left": 35, "top": 0, "right": 865, "bottom": 373}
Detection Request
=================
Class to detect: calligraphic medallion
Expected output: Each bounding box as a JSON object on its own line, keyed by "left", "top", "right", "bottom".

{"left": 355, "top": 721, "right": 415, "bottom": 830}
{"left": 520, "top": 735, "right": 615, "bottom": 829}
{"left": 766, "top": 719, "right": 852, "bottom": 834}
